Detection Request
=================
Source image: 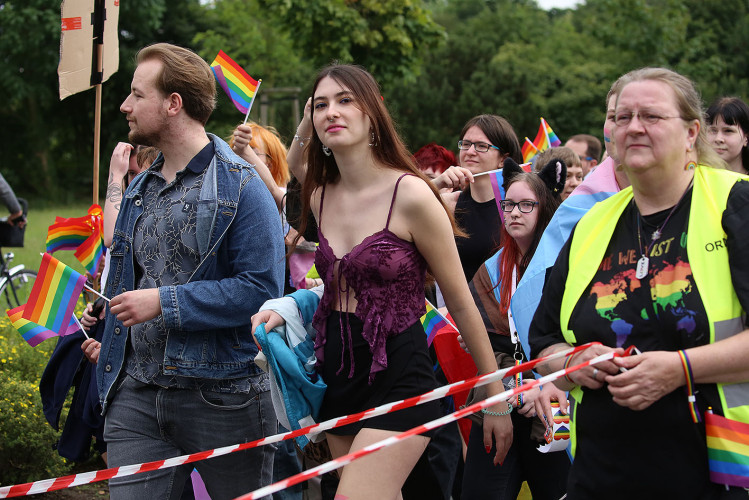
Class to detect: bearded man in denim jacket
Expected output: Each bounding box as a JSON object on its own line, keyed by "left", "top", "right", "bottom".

{"left": 88, "top": 43, "right": 284, "bottom": 499}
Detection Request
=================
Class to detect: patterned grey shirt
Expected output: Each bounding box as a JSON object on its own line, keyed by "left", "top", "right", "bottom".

{"left": 125, "top": 142, "right": 251, "bottom": 393}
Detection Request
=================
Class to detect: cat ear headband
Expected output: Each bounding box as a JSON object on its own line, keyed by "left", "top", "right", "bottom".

{"left": 502, "top": 157, "right": 566, "bottom": 198}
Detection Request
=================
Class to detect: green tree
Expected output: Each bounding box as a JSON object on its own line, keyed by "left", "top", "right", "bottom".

{"left": 0, "top": 0, "right": 207, "bottom": 202}
{"left": 259, "top": 0, "right": 446, "bottom": 88}
{"left": 192, "top": 0, "right": 317, "bottom": 141}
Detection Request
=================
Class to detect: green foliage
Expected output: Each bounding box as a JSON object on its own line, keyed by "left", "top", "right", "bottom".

{"left": 192, "top": 0, "right": 317, "bottom": 141}
{"left": 0, "top": 329, "right": 71, "bottom": 484}
{"left": 260, "top": 0, "right": 446, "bottom": 87}
{"left": 388, "top": 0, "right": 749, "bottom": 154}
{"left": 3, "top": 0, "right": 749, "bottom": 204}
{"left": 0, "top": 0, "right": 206, "bottom": 203}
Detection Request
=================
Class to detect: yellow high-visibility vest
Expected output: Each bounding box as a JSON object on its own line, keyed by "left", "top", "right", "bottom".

{"left": 560, "top": 165, "right": 747, "bottom": 454}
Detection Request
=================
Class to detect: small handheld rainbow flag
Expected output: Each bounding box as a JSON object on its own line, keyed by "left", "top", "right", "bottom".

{"left": 532, "top": 118, "right": 562, "bottom": 152}
{"left": 706, "top": 410, "right": 749, "bottom": 488}
{"left": 22, "top": 253, "right": 87, "bottom": 335}
{"left": 46, "top": 205, "right": 105, "bottom": 274}
{"left": 46, "top": 220, "right": 91, "bottom": 253}
{"left": 421, "top": 299, "right": 458, "bottom": 346}
{"left": 542, "top": 118, "right": 562, "bottom": 148}
{"left": 210, "top": 50, "right": 261, "bottom": 121}
{"left": 521, "top": 137, "right": 540, "bottom": 163}
{"left": 75, "top": 222, "right": 104, "bottom": 275}
{"left": 7, "top": 305, "right": 78, "bottom": 347}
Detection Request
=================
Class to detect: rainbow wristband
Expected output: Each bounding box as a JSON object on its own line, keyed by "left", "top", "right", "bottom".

{"left": 515, "top": 360, "right": 523, "bottom": 407}
{"left": 563, "top": 354, "right": 575, "bottom": 384}
{"left": 678, "top": 350, "right": 701, "bottom": 423}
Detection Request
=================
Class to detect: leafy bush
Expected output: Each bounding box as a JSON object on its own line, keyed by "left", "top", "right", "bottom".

{"left": 0, "top": 370, "right": 71, "bottom": 485}
{"left": 0, "top": 302, "right": 87, "bottom": 485}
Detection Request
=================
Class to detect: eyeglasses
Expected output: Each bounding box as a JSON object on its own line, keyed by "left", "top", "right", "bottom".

{"left": 499, "top": 200, "right": 538, "bottom": 213}
{"left": 613, "top": 110, "right": 682, "bottom": 127}
{"left": 579, "top": 155, "right": 595, "bottom": 162}
{"left": 457, "top": 140, "right": 500, "bottom": 153}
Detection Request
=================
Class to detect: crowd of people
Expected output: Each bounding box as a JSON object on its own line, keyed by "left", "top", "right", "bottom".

{"left": 41, "top": 41, "right": 749, "bottom": 500}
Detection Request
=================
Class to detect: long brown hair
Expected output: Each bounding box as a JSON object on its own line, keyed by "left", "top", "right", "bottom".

{"left": 294, "top": 64, "right": 459, "bottom": 247}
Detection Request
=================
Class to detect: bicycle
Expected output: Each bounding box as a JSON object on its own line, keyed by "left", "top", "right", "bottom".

{"left": 0, "top": 198, "right": 36, "bottom": 309}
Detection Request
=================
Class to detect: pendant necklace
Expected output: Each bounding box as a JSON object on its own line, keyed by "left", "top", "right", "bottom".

{"left": 634, "top": 178, "right": 694, "bottom": 280}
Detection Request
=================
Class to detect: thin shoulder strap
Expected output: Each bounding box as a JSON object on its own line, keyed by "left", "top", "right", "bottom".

{"left": 385, "top": 173, "right": 414, "bottom": 230}
{"left": 318, "top": 184, "right": 327, "bottom": 230}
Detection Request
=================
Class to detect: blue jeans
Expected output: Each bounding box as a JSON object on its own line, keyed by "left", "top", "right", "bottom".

{"left": 272, "top": 425, "right": 303, "bottom": 500}
{"left": 104, "top": 374, "right": 277, "bottom": 500}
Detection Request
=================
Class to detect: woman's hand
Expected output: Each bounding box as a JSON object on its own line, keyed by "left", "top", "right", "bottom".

{"left": 232, "top": 124, "right": 252, "bottom": 156}
{"left": 483, "top": 411, "right": 513, "bottom": 465}
{"left": 251, "top": 310, "right": 285, "bottom": 333}
{"left": 562, "top": 344, "right": 624, "bottom": 390}
{"left": 250, "top": 310, "right": 286, "bottom": 350}
{"left": 81, "top": 338, "right": 101, "bottom": 364}
{"left": 109, "top": 142, "right": 131, "bottom": 180}
{"left": 516, "top": 381, "right": 542, "bottom": 418}
{"left": 297, "top": 97, "right": 313, "bottom": 137}
{"left": 432, "top": 166, "right": 473, "bottom": 192}
{"left": 457, "top": 334, "right": 469, "bottom": 354}
{"left": 80, "top": 302, "right": 99, "bottom": 330}
{"left": 606, "top": 350, "right": 684, "bottom": 410}
{"left": 533, "top": 383, "right": 569, "bottom": 431}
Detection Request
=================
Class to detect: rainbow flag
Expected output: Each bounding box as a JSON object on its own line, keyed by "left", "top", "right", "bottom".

{"left": 706, "top": 411, "right": 749, "bottom": 487}
{"left": 75, "top": 222, "right": 104, "bottom": 275}
{"left": 542, "top": 118, "right": 562, "bottom": 148}
{"left": 210, "top": 50, "right": 259, "bottom": 114}
{"left": 22, "top": 253, "right": 86, "bottom": 335}
{"left": 46, "top": 219, "right": 91, "bottom": 253}
{"left": 46, "top": 205, "right": 104, "bottom": 273}
{"left": 7, "top": 305, "right": 78, "bottom": 347}
{"left": 532, "top": 118, "right": 562, "bottom": 152}
{"left": 522, "top": 137, "right": 540, "bottom": 163}
{"left": 420, "top": 299, "right": 457, "bottom": 346}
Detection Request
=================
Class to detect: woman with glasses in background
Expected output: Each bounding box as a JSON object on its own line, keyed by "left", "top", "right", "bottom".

{"left": 461, "top": 157, "right": 570, "bottom": 499}
{"left": 434, "top": 115, "right": 523, "bottom": 283}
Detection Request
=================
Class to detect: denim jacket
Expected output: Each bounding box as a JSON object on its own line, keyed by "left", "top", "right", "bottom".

{"left": 97, "top": 134, "right": 285, "bottom": 413}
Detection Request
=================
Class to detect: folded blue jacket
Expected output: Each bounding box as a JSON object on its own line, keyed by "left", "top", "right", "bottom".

{"left": 254, "top": 287, "right": 326, "bottom": 449}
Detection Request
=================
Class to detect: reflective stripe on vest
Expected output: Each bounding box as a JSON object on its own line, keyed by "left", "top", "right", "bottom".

{"left": 559, "top": 166, "right": 747, "bottom": 454}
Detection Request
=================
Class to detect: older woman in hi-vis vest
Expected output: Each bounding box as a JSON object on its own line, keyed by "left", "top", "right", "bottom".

{"left": 529, "top": 68, "right": 749, "bottom": 500}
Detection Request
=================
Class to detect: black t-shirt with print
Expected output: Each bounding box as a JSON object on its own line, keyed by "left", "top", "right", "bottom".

{"left": 529, "top": 180, "right": 749, "bottom": 499}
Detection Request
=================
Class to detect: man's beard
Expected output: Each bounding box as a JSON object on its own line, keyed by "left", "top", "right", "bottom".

{"left": 127, "top": 115, "right": 167, "bottom": 147}
{"left": 128, "top": 128, "right": 159, "bottom": 147}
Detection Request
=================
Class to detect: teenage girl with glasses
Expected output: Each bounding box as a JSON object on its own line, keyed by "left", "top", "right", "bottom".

{"left": 461, "top": 158, "right": 572, "bottom": 500}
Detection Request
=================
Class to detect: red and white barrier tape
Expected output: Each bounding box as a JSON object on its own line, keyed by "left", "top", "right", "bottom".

{"left": 0, "top": 342, "right": 607, "bottom": 498}
{"left": 237, "top": 346, "right": 635, "bottom": 499}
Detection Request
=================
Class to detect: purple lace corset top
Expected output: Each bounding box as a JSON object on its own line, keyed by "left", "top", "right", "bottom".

{"left": 312, "top": 174, "right": 428, "bottom": 382}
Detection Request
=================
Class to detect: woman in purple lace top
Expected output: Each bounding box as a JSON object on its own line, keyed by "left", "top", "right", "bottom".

{"left": 253, "top": 64, "right": 511, "bottom": 499}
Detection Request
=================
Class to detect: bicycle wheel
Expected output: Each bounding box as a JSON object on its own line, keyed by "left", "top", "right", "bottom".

{"left": 0, "top": 269, "right": 37, "bottom": 310}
